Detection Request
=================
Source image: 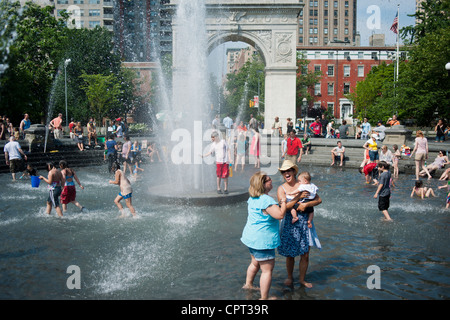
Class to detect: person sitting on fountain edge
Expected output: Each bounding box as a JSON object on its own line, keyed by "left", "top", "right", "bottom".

{"left": 201, "top": 131, "right": 231, "bottom": 194}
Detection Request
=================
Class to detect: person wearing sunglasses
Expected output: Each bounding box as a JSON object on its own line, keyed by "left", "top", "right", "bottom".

{"left": 276, "top": 160, "right": 322, "bottom": 288}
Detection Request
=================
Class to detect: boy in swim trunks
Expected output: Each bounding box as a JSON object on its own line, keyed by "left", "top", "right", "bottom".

{"left": 109, "top": 162, "right": 137, "bottom": 218}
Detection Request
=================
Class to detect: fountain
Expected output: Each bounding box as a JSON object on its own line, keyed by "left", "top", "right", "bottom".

{"left": 147, "top": 0, "right": 249, "bottom": 205}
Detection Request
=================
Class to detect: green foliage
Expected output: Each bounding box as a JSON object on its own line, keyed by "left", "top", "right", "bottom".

{"left": 224, "top": 52, "right": 265, "bottom": 122}
{"left": 296, "top": 51, "right": 322, "bottom": 118}
{"left": 351, "top": 0, "right": 450, "bottom": 126}
{"left": 0, "top": 2, "right": 69, "bottom": 123}
{"left": 80, "top": 72, "right": 122, "bottom": 123}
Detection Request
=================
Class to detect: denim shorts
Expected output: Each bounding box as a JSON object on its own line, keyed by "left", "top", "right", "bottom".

{"left": 369, "top": 150, "right": 379, "bottom": 161}
{"left": 248, "top": 247, "right": 276, "bottom": 261}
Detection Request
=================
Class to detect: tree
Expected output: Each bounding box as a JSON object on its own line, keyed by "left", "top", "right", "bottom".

{"left": 296, "top": 51, "right": 322, "bottom": 118}
{"left": 224, "top": 51, "right": 265, "bottom": 122}
{"left": 0, "top": 2, "right": 69, "bottom": 124}
{"left": 80, "top": 72, "right": 122, "bottom": 124}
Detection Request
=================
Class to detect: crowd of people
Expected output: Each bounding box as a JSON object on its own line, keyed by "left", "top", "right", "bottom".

{"left": 2, "top": 111, "right": 450, "bottom": 300}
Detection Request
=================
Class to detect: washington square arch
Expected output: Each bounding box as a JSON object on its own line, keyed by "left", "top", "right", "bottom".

{"left": 170, "top": 0, "right": 303, "bottom": 133}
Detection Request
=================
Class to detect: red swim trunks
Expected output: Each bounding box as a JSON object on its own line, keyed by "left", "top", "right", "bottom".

{"left": 216, "top": 163, "right": 229, "bottom": 179}
{"left": 60, "top": 185, "right": 76, "bottom": 204}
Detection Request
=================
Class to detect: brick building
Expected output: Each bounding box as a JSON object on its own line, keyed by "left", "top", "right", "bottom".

{"left": 300, "top": 45, "right": 397, "bottom": 122}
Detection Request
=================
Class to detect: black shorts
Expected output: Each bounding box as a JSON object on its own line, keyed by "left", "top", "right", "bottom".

{"left": 378, "top": 195, "right": 390, "bottom": 211}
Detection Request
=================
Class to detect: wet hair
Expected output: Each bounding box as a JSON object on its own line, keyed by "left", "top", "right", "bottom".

{"left": 415, "top": 180, "right": 423, "bottom": 188}
{"left": 377, "top": 161, "right": 390, "bottom": 170}
{"left": 111, "top": 162, "right": 120, "bottom": 172}
{"left": 248, "top": 172, "right": 268, "bottom": 198}
{"left": 46, "top": 162, "right": 55, "bottom": 171}
{"left": 59, "top": 160, "right": 68, "bottom": 169}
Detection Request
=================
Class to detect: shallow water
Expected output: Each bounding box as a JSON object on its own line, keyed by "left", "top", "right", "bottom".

{"left": 0, "top": 164, "right": 448, "bottom": 300}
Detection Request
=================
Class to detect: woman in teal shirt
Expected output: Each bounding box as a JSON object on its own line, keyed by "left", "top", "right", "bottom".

{"left": 241, "top": 172, "right": 287, "bottom": 300}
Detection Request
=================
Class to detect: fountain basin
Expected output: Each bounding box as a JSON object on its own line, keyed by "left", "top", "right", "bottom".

{"left": 147, "top": 184, "right": 248, "bottom": 206}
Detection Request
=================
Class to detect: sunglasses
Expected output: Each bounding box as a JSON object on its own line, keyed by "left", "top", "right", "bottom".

{"left": 264, "top": 176, "right": 272, "bottom": 183}
{"left": 280, "top": 169, "right": 294, "bottom": 174}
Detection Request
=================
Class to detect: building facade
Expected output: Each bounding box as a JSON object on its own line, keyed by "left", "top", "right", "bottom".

{"left": 113, "top": 0, "right": 171, "bottom": 62}
{"left": 298, "top": 0, "right": 359, "bottom": 47}
{"left": 48, "top": 0, "right": 114, "bottom": 31}
{"left": 301, "top": 46, "right": 396, "bottom": 121}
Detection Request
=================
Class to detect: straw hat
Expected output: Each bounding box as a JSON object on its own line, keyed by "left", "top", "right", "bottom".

{"left": 278, "top": 160, "right": 298, "bottom": 176}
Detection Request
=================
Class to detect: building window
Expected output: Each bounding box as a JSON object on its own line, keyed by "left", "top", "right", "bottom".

{"left": 73, "top": 0, "right": 84, "bottom": 4}
{"left": 299, "top": 27, "right": 303, "bottom": 34}
{"left": 314, "top": 83, "right": 321, "bottom": 95}
{"left": 299, "top": 19, "right": 303, "bottom": 25}
{"left": 299, "top": 36, "right": 303, "bottom": 44}
{"left": 328, "top": 82, "right": 334, "bottom": 95}
{"left": 344, "top": 65, "right": 350, "bottom": 77}
{"left": 324, "top": 18, "right": 328, "bottom": 26}
{"left": 89, "top": 21, "right": 101, "bottom": 28}
{"left": 327, "top": 65, "right": 334, "bottom": 76}
{"left": 324, "top": 1, "right": 329, "bottom": 7}
{"left": 89, "top": 9, "right": 100, "bottom": 16}
{"left": 343, "top": 83, "right": 350, "bottom": 94}
{"left": 371, "top": 52, "right": 378, "bottom": 60}
{"left": 334, "top": 1, "right": 338, "bottom": 8}
{"left": 334, "top": 28, "right": 338, "bottom": 35}
{"left": 57, "top": 0, "right": 69, "bottom": 4}
{"left": 324, "top": 28, "right": 328, "bottom": 34}
{"left": 314, "top": 65, "right": 321, "bottom": 72}
{"left": 89, "top": 0, "right": 100, "bottom": 4}
{"left": 328, "top": 52, "right": 334, "bottom": 59}
{"left": 358, "top": 65, "right": 364, "bottom": 77}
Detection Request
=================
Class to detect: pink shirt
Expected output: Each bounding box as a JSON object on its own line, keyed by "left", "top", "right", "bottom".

{"left": 51, "top": 117, "right": 63, "bottom": 129}
{"left": 415, "top": 137, "right": 428, "bottom": 154}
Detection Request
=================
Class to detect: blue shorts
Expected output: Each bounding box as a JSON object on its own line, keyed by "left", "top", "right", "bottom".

{"left": 248, "top": 247, "right": 276, "bottom": 261}
{"left": 436, "top": 135, "right": 445, "bottom": 142}
{"left": 119, "top": 192, "right": 132, "bottom": 199}
{"left": 369, "top": 150, "right": 379, "bottom": 161}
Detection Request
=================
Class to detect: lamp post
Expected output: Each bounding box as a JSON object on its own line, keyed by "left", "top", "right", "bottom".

{"left": 446, "top": 62, "right": 450, "bottom": 75}
{"left": 64, "top": 58, "right": 71, "bottom": 128}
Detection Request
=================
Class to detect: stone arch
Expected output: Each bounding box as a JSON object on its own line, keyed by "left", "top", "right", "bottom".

{"left": 206, "top": 31, "right": 271, "bottom": 66}
{"left": 171, "top": 0, "right": 303, "bottom": 133}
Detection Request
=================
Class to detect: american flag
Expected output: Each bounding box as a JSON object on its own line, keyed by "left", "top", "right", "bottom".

{"left": 390, "top": 12, "right": 398, "bottom": 34}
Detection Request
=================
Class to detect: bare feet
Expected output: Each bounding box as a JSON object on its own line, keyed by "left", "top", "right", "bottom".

{"left": 292, "top": 216, "right": 299, "bottom": 224}
{"left": 242, "top": 283, "right": 259, "bottom": 290}
{"left": 300, "top": 281, "right": 313, "bottom": 288}
{"left": 284, "top": 278, "right": 293, "bottom": 286}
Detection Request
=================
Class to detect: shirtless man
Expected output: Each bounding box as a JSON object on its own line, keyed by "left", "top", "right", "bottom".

{"left": 39, "top": 162, "right": 65, "bottom": 217}
{"left": 109, "top": 162, "right": 136, "bottom": 218}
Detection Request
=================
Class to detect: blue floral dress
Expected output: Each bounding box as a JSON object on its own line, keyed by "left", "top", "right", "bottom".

{"left": 277, "top": 185, "right": 321, "bottom": 257}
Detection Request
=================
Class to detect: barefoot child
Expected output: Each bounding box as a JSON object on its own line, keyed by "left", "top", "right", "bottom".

{"left": 109, "top": 162, "right": 137, "bottom": 218}
{"left": 392, "top": 144, "right": 401, "bottom": 178}
{"left": 410, "top": 180, "right": 436, "bottom": 199}
{"left": 373, "top": 161, "right": 392, "bottom": 221}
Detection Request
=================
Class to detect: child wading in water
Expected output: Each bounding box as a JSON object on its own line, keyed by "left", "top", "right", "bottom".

{"left": 411, "top": 180, "right": 436, "bottom": 199}
{"left": 109, "top": 162, "right": 137, "bottom": 218}
{"left": 373, "top": 161, "right": 393, "bottom": 221}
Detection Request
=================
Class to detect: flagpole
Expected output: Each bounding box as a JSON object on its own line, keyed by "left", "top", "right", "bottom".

{"left": 396, "top": 4, "right": 399, "bottom": 85}
{"left": 394, "top": 4, "right": 400, "bottom": 115}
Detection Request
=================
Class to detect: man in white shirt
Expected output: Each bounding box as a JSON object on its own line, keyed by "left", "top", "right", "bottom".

{"left": 4, "top": 136, "right": 27, "bottom": 180}
{"left": 202, "top": 131, "right": 230, "bottom": 194}
{"left": 373, "top": 121, "right": 386, "bottom": 141}
{"left": 331, "top": 140, "right": 345, "bottom": 166}
{"left": 223, "top": 114, "right": 234, "bottom": 139}
{"left": 361, "top": 118, "right": 371, "bottom": 140}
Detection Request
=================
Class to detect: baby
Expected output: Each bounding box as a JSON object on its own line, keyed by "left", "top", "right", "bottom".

{"left": 290, "top": 171, "right": 318, "bottom": 225}
{"left": 411, "top": 180, "right": 436, "bottom": 199}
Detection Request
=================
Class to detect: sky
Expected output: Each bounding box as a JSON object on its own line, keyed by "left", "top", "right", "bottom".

{"left": 357, "top": 0, "right": 416, "bottom": 46}
{"left": 207, "top": 0, "right": 417, "bottom": 84}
